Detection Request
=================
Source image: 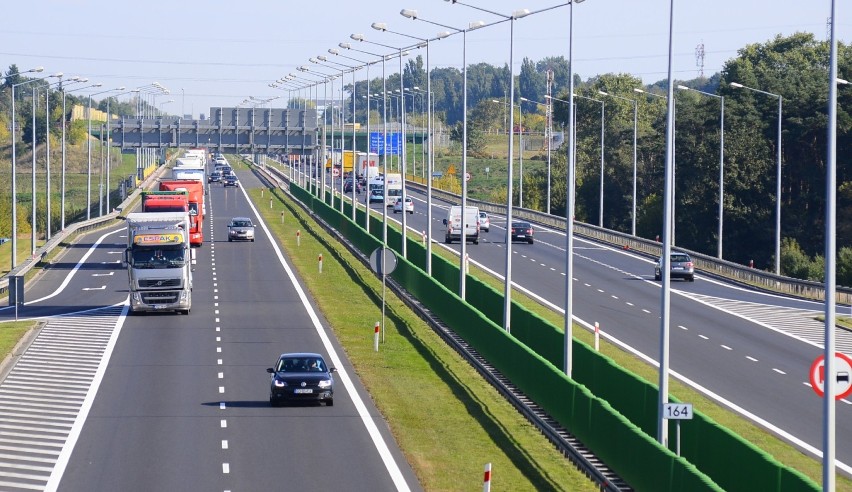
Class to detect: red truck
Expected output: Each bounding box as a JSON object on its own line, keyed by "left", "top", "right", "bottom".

{"left": 142, "top": 191, "right": 189, "bottom": 214}
{"left": 158, "top": 180, "right": 205, "bottom": 247}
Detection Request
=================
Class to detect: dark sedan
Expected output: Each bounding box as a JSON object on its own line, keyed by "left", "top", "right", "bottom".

{"left": 267, "top": 352, "right": 336, "bottom": 406}
{"left": 510, "top": 221, "right": 534, "bottom": 244}
{"left": 223, "top": 174, "right": 239, "bottom": 187}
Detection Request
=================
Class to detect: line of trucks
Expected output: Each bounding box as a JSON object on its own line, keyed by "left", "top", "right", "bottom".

{"left": 124, "top": 149, "right": 209, "bottom": 315}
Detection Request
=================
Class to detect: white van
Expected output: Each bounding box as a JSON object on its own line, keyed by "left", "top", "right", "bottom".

{"left": 443, "top": 205, "right": 480, "bottom": 244}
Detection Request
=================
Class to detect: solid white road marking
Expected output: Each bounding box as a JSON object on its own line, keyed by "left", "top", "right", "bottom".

{"left": 91, "top": 272, "right": 114, "bottom": 277}
{"left": 82, "top": 286, "right": 106, "bottom": 291}
{"left": 243, "top": 182, "right": 413, "bottom": 492}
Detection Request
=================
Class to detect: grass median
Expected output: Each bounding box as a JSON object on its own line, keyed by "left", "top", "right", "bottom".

{"left": 246, "top": 185, "right": 597, "bottom": 491}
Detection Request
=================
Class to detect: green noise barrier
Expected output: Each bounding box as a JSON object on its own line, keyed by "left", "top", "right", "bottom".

{"left": 287, "top": 183, "right": 817, "bottom": 492}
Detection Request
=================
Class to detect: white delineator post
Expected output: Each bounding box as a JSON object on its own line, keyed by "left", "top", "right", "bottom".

{"left": 374, "top": 321, "right": 380, "bottom": 352}
{"left": 318, "top": 254, "right": 323, "bottom": 273}
{"left": 482, "top": 463, "right": 491, "bottom": 492}
{"left": 595, "top": 322, "right": 600, "bottom": 351}
{"left": 296, "top": 230, "right": 301, "bottom": 247}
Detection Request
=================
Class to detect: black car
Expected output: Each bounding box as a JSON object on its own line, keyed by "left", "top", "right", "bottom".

{"left": 510, "top": 221, "right": 534, "bottom": 244}
{"left": 223, "top": 174, "right": 239, "bottom": 187}
{"left": 208, "top": 171, "right": 222, "bottom": 183}
{"left": 343, "top": 179, "right": 362, "bottom": 194}
{"left": 267, "top": 353, "right": 336, "bottom": 406}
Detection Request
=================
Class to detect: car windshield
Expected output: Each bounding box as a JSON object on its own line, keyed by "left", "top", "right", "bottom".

{"left": 671, "top": 254, "right": 691, "bottom": 263}
{"left": 513, "top": 223, "right": 530, "bottom": 229}
{"left": 276, "top": 357, "right": 326, "bottom": 372}
{"left": 231, "top": 220, "right": 252, "bottom": 227}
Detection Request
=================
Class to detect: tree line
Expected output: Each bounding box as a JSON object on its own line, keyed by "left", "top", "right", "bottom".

{"left": 334, "top": 33, "right": 850, "bottom": 283}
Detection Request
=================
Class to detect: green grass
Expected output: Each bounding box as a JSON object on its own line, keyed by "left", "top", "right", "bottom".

{"left": 0, "top": 321, "right": 35, "bottom": 358}
{"left": 240, "top": 162, "right": 598, "bottom": 490}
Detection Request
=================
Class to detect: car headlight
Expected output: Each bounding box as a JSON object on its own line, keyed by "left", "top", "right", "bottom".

{"left": 273, "top": 379, "right": 287, "bottom": 387}
{"left": 317, "top": 379, "right": 332, "bottom": 389}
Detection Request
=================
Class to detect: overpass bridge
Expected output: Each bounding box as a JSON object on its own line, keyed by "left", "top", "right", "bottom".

{"left": 108, "top": 107, "right": 318, "bottom": 155}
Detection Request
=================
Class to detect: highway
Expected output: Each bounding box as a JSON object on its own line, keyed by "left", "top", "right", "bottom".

{"left": 340, "top": 178, "right": 852, "bottom": 471}
{"left": 0, "top": 170, "right": 420, "bottom": 491}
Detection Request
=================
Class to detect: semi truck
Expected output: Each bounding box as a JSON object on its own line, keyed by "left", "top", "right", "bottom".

{"left": 125, "top": 212, "right": 193, "bottom": 314}
{"left": 159, "top": 180, "right": 204, "bottom": 246}
{"left": 142, "top": 191, "right": 189, "bottom": 214}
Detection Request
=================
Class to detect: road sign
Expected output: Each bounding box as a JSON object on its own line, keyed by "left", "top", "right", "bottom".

{"left": 663, "top": 403, "right": 693, "bottom": 420}
{"left": 332, "top": 168, "right": 340, "bottom": 177}
{"left": 369, "top": 247, "right": 397, "bottom": 276}
{"left": 465, "top": 172, "right": 471, "bottom": 182}
{"left": 809, "top": 352, "right": 852, "bottom": 400}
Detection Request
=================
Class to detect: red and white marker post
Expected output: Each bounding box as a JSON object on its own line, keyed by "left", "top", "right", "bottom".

{"left": 318, "top": 254, "right": 323, "bottom": 273}
{"left": 482, "top": 463, "right": 492, "bottom": 492}
{"left": 373, "top": 322, "right": 380, "bottom": 352}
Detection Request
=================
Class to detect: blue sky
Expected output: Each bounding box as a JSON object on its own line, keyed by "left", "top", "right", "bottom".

{"left": 2, "top": 0, "right": 846, "bottom": 117}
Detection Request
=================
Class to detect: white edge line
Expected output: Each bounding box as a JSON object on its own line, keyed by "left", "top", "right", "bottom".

{"left": 505, "top": 280, "right": 852, "bottom": 475}
{"left": 241, "top": 184, "right": 412, "bottom": 491}
{"left": 44, "top": 299, "right": 130, "bottom": 492}
{"left": 0, "top": 227, "right": 124, "bottom": 310}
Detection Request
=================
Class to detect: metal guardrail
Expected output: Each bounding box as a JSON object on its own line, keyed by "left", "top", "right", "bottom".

{"left": 406, "top": 182, "right": 852, "bottom": 305}
{"left": 0, "top": 163, "right": 172, "bottom": 299}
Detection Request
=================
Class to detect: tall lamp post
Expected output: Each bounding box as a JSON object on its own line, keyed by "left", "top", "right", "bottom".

{"left": 574, "top": 93, "right": 605, "bottom": 227}
{"left": 86, "top": 87, "right": 124, "bottom": 220}
{"left": 598, "top": 90, "right": 637, "bottom": 235}
{"left": 564, "top": 0, "right": 585, "bottom": 377}
{"left": 677, "top": 85, "right": 725, "bottom": 258}
{"left": 520, "top": 96, "right": 553, "bottom": 215}
{"left": 9, "top": 67, "right": 51, "bottom": 269}
{"left": 493, "top": 99, "right": 525, "bottom": 208}
{"left": 729, "top": 81, "right": 782, "bottom": 274}
{"left": 60, "top": 81, "right": 99, "bottom": 230}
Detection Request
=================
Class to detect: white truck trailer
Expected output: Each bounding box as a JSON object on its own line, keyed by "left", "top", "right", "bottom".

{"left": 125, "top": 212, "right": 193, "bottom": 314}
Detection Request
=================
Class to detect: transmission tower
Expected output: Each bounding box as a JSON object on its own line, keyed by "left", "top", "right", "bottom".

{"left": 695, "top": 41, "right": 706, "bottom": 79}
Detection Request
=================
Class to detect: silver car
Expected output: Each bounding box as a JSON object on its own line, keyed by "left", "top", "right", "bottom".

{"left": 228, "top": 217, "right": 255, "bottom": 242}
{"left": 479, "top": 211, "right": 490, "bottom": 232}
{"left": 654, "top": 252, "right": 694, "bottom": 282}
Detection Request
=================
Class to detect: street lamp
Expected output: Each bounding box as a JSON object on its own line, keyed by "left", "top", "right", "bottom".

{"left": 520, "top": 96, "right": 554, "bottom": 215}
{"left": 598, "top": 90, "right": 638, "bottom": 236}
{"left": 9, "top": 66, "right": 49, "bottom": 268}
{"left": 158, "top": 98, "right": 175, "bottom": 115}
{"left": 677, "top": 85, "right": 725, "bottom": 258}
{"left": 729, "top": 81, "right": 782, "bottom": 275}
{"left": 493, "top": 99, "right": 525, "bottom": 208}
{"left": 574, "top": 93, "right": 605, "bottom": 227}
{"left": 87, "top": 86, "right": 124, "bottom": 220}
{"left": 60, "top": 80, "right": 98, "bottom": 230}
